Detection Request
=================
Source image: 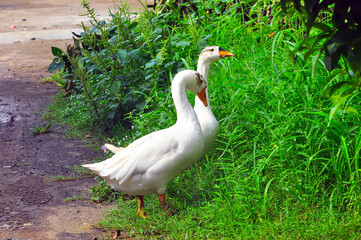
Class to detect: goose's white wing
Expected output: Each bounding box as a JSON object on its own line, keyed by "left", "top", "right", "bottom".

{"left": 83, "top": 126, "right": 185, "bottom": 185}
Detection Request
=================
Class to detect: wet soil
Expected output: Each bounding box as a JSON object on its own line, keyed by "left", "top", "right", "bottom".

{"left": 0, "top": 41, "right": 111, "bottom": 239}
{"left": 0, "top": 0, "right": 145, "bottom": 239}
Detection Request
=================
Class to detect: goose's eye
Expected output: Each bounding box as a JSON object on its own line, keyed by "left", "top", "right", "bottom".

{"left": 210, "top": 48, "right": 214, "bottom": 52}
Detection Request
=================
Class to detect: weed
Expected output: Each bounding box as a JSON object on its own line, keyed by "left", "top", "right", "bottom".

{"left": 89, "top": 177, "right": 123, "bottom": 203}
{"left": 62, "top": 195, "right": 85, "bottom": 202}
{"left": 69, "top": 165, "right": 92, "bottom": 177}
{"left": 30, "top": 123, "right": 52, "bottom": 135}
{"left": 44, "top": 165, "right": 93, "bottom": 182}
{"left": 40, "top": 70, "right": 66, "bottom": 84}
{"left": 44, "top": 175, "right": 76, "bottom": 182}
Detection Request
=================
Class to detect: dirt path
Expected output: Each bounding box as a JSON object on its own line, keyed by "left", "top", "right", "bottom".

{"left": 0, "top": 1, "right": 145, "bottom": 239}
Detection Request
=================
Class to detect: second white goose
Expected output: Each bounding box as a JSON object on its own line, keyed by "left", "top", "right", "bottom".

{"left": 194, "top": 46, "right": 234, "bottom": 155}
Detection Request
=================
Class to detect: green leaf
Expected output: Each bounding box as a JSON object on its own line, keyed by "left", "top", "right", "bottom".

{"left": 329, "top": 81, "right": 352, "bottom": 98}
{"left": 117, "top": 49, "right": 128, "bottom": 64}
{"left": 175, "top": 41, "right": 190, "bottom": 48}
{"left": 325, "top": 68, "right": 344, "bottom": 82}
{"left": 110, "top": 81, "right": 121, "bottom": 95}
{"left": 304, "top": 48, "right": 318, "bottom": 62}
{"left": 345, "top": 107, "right": 360, "bottom": 116}
{"left": 89, "top": 26, "right": 99, "bottom": 34}
{"left": 128, "top": 21, "right": 138, "bottom": 30}
{"left": 99, "top": 20, "right": 106, "bottom": 27}
{"left": 48, "top": 58, "right": 65, "bottom": 72}
{"left": 145, "top": 59, "right": 157, "bottom": 69}
{"left": 107, "top": 111, "right": 115, "bottom": 120}
{"left": 312, "top": 22, "right": 332, "bottom": 33}
{"left": 164, "top": 61, "right": 175, "bottom": 69}
{"left": 48, "top": 58, "right": 59, "bottom": 70}
{"left": 311, "top": 49, "right": 322, "bottom": 77}
{"left": 329, "top": 94, "right": 352, "bottom": 122}
{"left": 51, "top": 47, "right": 63, "bottom": 57}
{"left": 57, "top": 62, "right": 65, "bottom": 71}
{"left": 135, "top": 101, "right": 146, "bottom": 110}
{"left": 180, "top": 58, "right": 190, "bottom": 69}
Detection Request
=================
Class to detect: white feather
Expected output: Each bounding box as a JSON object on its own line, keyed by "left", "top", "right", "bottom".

{"left": 83, "top": 70, "right": 207, "bottom": 196}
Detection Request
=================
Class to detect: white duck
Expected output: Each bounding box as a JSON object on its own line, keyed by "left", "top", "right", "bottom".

{"left": 83, "top": 70, "right": 208, "bottom": 217}
{"left": 194, "top": 46, "right": 234, "bottom": 154}
{"left": 104, "top": 46, "right": 234, "bottom": 155}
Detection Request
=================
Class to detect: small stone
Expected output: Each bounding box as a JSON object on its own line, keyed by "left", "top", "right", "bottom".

{"left": 0, "top": 223, "right": 11, "bottom": 230}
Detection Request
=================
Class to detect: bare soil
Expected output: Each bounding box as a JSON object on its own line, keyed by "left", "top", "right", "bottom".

{"left": 0, "top": 0, "right": 145, "bottom": 239}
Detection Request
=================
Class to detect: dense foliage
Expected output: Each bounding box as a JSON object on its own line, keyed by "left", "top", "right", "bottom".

{"left": 49, "top": 0, "right": 216, "bottom": 129}
{"left": 47, "top": 0, "right": 361, "bottom": 238}
{"left": 281, "top": 0, "right": 361, "bottom": 121}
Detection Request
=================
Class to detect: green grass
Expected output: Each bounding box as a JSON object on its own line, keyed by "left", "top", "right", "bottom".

{"left": 98, "top": 199, "right": 361, "bottom": 239}
{"left": 46, "top": 1, "right": 361, "bottom": 239}
{"left": 30, "top": 122, "right": 53, "bottom": 135}
{"left": 62, "top": 195, "right": 85, "bottom": 202}
{"left": 44, "top": 165, "right": 93, "bottom": 182}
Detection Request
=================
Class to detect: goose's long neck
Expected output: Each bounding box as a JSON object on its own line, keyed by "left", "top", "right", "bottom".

{"left": 172, "top": 79, "right": 198, "bottom": 125}
{"left": 197, "top": 59, "right": 211, "bottom": 82}
{"left": 196, "top": 59, "right": 211, "bottom": 108}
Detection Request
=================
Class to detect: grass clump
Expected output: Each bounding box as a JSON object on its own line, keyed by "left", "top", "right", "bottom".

{"left": 46, "top": 0, "right": 361, "bottom": 238}
{"left": 44, "top": 165, "right": 92, "bottom": 182}
{"left": 30, "top": 122, "right": 53, "bottom": 135}
{"left": 89, "top": 177, "right": 123, "bottom": 203}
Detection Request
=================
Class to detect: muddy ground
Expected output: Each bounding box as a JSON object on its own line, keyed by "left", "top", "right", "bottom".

{"left": 0, "top": 0, "right": 145, "bottom": 239}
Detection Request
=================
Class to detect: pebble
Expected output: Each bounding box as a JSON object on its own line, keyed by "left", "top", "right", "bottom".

{"left": 0, "top": 223, "right": 11, "bottom": 230}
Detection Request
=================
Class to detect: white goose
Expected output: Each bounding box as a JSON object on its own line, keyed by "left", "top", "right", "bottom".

{"left": 104, "top": 46, "right": 234, "bottom": 155}
{"left": 194, "top": 46, "right": 234, "bottom": 154}
{"left": 83, "top": 70, "right": 208, "bottom": 217}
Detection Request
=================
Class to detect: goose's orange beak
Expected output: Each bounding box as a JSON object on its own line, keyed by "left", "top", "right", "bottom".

{"left": 219, "top": 50, "right": 235, "bottom": 58}
{"left": 197, "top": 87, "right": 208, "bottom": 107}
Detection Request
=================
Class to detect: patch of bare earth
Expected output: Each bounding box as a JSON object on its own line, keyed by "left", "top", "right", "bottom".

{"left": 0, "top": 0, "right": 145, "bottom": 239}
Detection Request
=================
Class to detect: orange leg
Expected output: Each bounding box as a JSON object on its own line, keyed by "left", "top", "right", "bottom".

{"left": 136, "top": 195, "right": 146, "bottom": 218}
{"left": 158, "top": 194, "right": 172, "bottom": 216}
